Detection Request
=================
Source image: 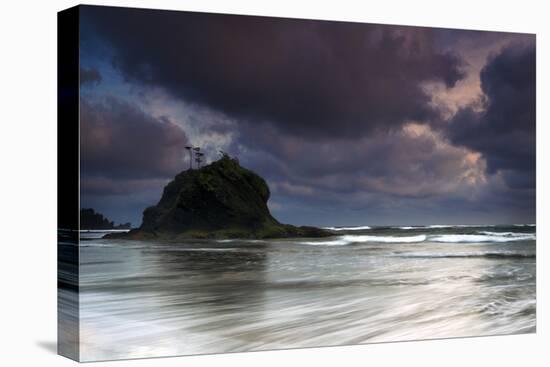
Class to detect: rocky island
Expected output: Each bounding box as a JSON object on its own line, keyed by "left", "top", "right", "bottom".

{"left": 106, "top": 154, "right": 330, "bottom": 240}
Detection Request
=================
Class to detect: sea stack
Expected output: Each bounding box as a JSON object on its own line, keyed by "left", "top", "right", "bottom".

{"left": 107, "top": 154, "right": 330, "bottom": 240}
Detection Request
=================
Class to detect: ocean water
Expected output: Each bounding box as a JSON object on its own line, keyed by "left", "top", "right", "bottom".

{"left": 71, "top": 224, "right": 535, "bottom": 361}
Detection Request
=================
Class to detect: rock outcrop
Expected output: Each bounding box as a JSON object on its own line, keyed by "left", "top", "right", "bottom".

{"left": 107, "top": 155, "right": 329, "bottom": 240}
{"left": 80, "top": 208, "right": 131, "bottom": 230}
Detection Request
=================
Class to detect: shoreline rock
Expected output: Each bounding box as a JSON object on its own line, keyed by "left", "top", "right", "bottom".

{"left": 105, "top": 155, "right": 331, "bottom": 240}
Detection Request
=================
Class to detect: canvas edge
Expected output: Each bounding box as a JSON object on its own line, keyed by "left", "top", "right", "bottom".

{"left": 57, "top": 4, "right": 81, "bottom": 362}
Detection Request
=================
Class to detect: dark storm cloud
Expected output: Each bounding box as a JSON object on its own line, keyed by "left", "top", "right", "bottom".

{"left": 233, "top": 122, "right": 485, "bottom": 201}
{"left": 81, "top": 6, "right": 464, "bottom": 138}
{"left": 80, "top": 67, "right": 102, "bottom": 86}
{"left": 80, "top": 176, "right": 169, "bottom": 195}
{"left": 80, "top": 96, "right": 188, "bottom": 179}
{"left": 447, "top": 43, "right": 535, "bottom": 188}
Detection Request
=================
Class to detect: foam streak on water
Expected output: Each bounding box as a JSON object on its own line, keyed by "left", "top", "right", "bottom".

{"left": 74, "top": 224, "right": 536, "bottom": 361}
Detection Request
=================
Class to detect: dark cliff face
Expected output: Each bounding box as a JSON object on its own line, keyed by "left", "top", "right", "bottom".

{"left": 141, "top": 156, "right": 278, "bottom": 234}
{"left": 109, "top": 156, "right": 329, "bottom": 240}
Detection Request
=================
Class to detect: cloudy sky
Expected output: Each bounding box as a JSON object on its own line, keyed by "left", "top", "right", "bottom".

{"left": 79, "top": 5, "right": 535, "bottom": 227}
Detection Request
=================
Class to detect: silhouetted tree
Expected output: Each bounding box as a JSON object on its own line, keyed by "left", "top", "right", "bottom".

{"left": 185, "top": 146, "right": 193, "bottom": 170}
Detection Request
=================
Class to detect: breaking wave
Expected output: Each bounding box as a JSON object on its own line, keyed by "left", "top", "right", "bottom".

{"left": 298, "top": 234, "right": 427, "bottom": 246}
{"left": 297, "top": 232, "right": 535, "bottom": 246}
{"left": 431, "top": 233, "right": 535, "bottom": 243}
{"left": 323, "top": 225, "right": 372, "bottom": 231}
{"left": 426, "top": 224, "right": 495, "bottom": 229}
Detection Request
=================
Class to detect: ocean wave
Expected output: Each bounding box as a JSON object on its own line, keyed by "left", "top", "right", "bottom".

{"left": 345, "top": 235, "right": 427, "bottom": 243}
{"left": 297, "top": 239, "right": 353, "bottom": 246}
{"left": 297, "top": 232, "right": 535, "bottom": 246}
{"left": 430, "top": 234, "right": 535, "bottom": 243}
{"left": 397, "top": 252, "right": 535, "bottom": 259}
{"left": 323, "top": 225, "right": 372, "bottom": 231}
{"left": 216, "top": 239, "right": 265, "bottom": 243}
{"left": 478, "top": 231, "right": 535, "bottom": 237}
{"left": 393, "top": 224, "right": 537, "bottom": 231}
{"left": 426, "top": 224, "right": 495, "bottom": 229}
{"left": 394, "top": 224, "right": 500, "bottom": 229}
{"left": 298, "top": 234, "right": 427, "bottom": 246}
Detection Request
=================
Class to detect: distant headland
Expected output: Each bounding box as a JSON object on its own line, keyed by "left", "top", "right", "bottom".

{"left": 106, "top": 154, "right": 330, "bottom": 240}
{"left": 80, "top": 208, "right": 131, "bottom": 230}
